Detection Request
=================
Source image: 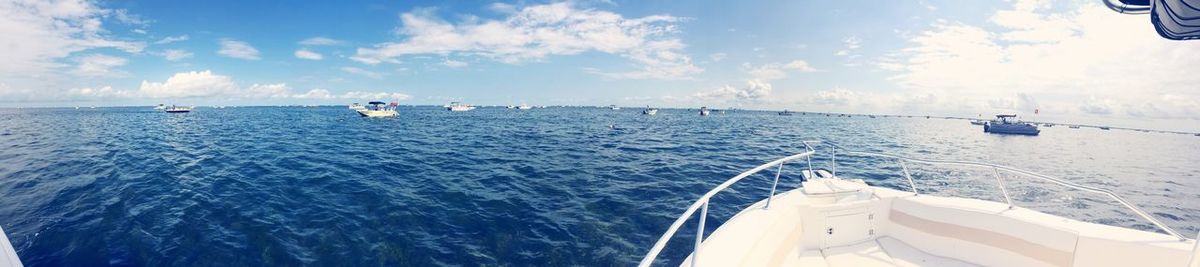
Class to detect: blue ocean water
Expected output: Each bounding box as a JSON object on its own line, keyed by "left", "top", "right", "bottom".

{"left": 0, "top": 106, "right": 1197, "bottom": 266}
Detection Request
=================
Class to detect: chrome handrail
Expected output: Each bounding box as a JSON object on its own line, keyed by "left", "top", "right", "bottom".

{"left": 637, "top": 149, "right": 817, "bottom": 267}
{"left": 1103, "top": 0, "right": 1151, "bottom": 14}
{"left": 828, "top": 145, "right": 1187, "bottom": 241}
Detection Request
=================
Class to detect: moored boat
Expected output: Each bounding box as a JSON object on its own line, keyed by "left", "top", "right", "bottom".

{"left": 639, "top": 142, "right": 1200, "bottom": 267}
{"left": 164, "top": 105, "right": 192, "bottom": 113}
{"left": 779, "top": 110, "right": 794, "bottom": 116}
{"left": 984, "top": 114, "right": 1039, "bottom": 135}
{"left": 356, "top": 101, "right": 398, "bottom": 117}
{"left": 643, "top": 106, "right": 659, "bottom": 115}
{"left": 447, "top": 102, "right": 475, "bottom": 112}
{"left": 699, "top": 106, "right": 710, "bottom": 116}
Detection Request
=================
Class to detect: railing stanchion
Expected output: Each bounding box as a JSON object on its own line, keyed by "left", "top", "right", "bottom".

{"left": 831, "top": 147, "right": 838, "bottom": 178}
{"left": 766, "top": 162, "right": 784, "bottom": 209}
{"left": 693, "top": 201, "right": 709, "bottom": 267}
{"left": 993, "top": 167, "right": 1014, "bottom": 209}
{"left": 900, "top": 160, "right": 917, "bottom": 195}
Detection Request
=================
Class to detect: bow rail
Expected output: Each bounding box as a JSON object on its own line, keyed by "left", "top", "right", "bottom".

{"left": 639, "top": 141, "right": 1189, "bottom": 266}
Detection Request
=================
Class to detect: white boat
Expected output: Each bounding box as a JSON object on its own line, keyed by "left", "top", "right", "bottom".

{"left": 349, "top": 103, "right": 367, "bottom": 111}
{"left": 517, "top": 104, "right": 533, "bottom": 110}
{"left": 153, "top": 104, "right": 166, "bottom": 110}
{"left": 610, "top": 105, "right": 621, "bottom": 110}
{"left": 164, "top": 105, "right": 191, "bottom": 113}
{"left": 699, "top": 106, "right": 710, "bottom": 116}
{"left": 356, "top": 101, "right": 397, "bottom": 117}
{"left": 643, "top": 106, "right": 659, "bottom": 115}
{"left": 0, "top": 226, "right": 18, "bottom": 267}
{"left": 447, "top": 102, "right": 475, "bottom": 112}
{"left": 640, "top": 141, "right": 1200, "bottom": 267}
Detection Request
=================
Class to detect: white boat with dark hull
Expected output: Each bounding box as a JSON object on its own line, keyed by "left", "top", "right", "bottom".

{"left": 984, "top": 114, "right": 1039, "bottom": 135}
{"left": 517, "top": 104, "right": 533, "bottom": 110}
{"left": 356, "top": 101, "right": 397, "bottom": 117}
{"left": 643, "top": 106, "right": 659, "bottom": 115}
{"left": 641, "top": 142, "right": 1200, "bottom": 267}
{"left": 447, "top": 102, "right": 475, "bottom": 112}
{"left": 164, "top": 105, "right": 191, "bottom": 113}
{"left": 699, "top": 107, "right": 710, "bottom": 116}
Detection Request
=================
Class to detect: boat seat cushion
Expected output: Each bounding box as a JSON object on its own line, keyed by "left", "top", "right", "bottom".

{"left": 886, "top": 196, "right": 1079, "bottom": 267}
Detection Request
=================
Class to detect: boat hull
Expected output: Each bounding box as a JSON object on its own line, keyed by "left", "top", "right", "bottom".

{"left": 984, "top": 124, "right": 1040, "bottom": 135}
{"left": 357, "top": 110, "right": 398, "bottom": 117}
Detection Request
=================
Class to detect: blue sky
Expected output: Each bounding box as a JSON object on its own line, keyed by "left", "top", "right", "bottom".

{"left": 1, "top": 0, "right": 1198, "bottom": 131}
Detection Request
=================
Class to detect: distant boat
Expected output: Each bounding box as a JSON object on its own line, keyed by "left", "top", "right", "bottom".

{"left": 983, "top": 114, "right": 1039, "bottom": 135}
{"left": 349, "top": 103, "right": 367, "bottom": 111}
{"left": 609, "top": 105, "right": 620, "bottom": 110}
{"left": 699, "top": 106, "right": 710, "bottom": 116}
{"left": 357, "top": 101, "right": 397, "bottom": 117}
{"left": 1069, "top": 125, "right": 1081, "bottom": 129}
{"left": 447, "top": 102, "right": 475, "bottom": 112}
{"left": 969, "top": 120, "right": 986, "bottom": 125}
{"left": 643, "top": 106, "right": 658, "bottom": 115}
{"left": 154, "top": 104, "right": 166, "bottom": 110}
{"left": 1194, "top": 133, "right": 1200, "bottom": 136}
{"left": 506, "top": 105, "right": 515, "bottom": 109}
{"left": 778, "top": 110, "right": 794, "bottom": 116}
{"left": 868, "top": 115, "right": 877, "bottom": 118}
{"left": 164, "top": 105, "right": 192, "bottom": 113}
{"left": 1099, "top": 127, "right": 1111, "bottom": 130}
{"left": 517, "top": 104, "right": 532, "bottom": 110}
{"left": 1044, "top": 123, "right": 1055, "bottom": 127}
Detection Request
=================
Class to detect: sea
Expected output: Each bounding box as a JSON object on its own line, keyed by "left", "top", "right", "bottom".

{"left": 0, "top": 106, "right": 1197, "bottom": 266}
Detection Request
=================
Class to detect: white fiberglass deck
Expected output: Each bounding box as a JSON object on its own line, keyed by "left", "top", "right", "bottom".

{"left": 682, "top": 179, "right": 1196, "bottom": 266}
{"left": 640, "top": 143, "right": 1200, "bottom": 267}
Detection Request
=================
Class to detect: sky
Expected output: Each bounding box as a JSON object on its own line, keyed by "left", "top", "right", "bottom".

{"left": 1, "top": 0, "right": 1198, "bottom": 131}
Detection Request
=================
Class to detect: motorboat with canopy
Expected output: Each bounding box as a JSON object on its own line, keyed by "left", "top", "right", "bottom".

{"left": 356, "top": 101, "right": 397, "bottom": 117}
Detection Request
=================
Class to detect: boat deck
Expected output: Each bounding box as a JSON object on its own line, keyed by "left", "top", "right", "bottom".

{"left": 678, "top": 179, "right": 1196, "bottom": 267}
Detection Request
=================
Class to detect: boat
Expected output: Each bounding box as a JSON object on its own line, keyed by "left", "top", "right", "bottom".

{"left": 357, "top": 101, "right": 397, "bottom": 117}
{"left": 0, "top": 226, "right": 18, "bottom": 267}
{"left": 1044, "top": 123, "right": 1055, "bottom": 127}
{"left": 1069, "top": 125, "right": 1081, "bottom": 129}
{"left": 699, "top": 106, "right": 710, "bottom": 116}
{"left": 609, "top": 105, "right": 621, "bottom": 110}
{"left": 447, "top": 102, "right": 475, "bottom": 112}
{"left": 164, "top": 105, "right": 191, "bottom": 113}
{"left": 969, "top": 120, "right": 986, "bottom": 125}
{"left": 639, "top": 142, "right": 1200, "bottom": 267}
{"left": 153, "top": 104, "right": 166, "bottom": 110}
{"left": 984, "top": 114, "right": 1039, "bottom": 135}
{"left": 1100, "top": 127, "right": 1111, "bottom": 130}
{"left": 779, "top": 110, "right": 794, "bottom": 116}
{"left": 869, "top": 115, "right": 877, "bottom": 118}
{"left": 517, "top": 104, "right": 533, "bottom": 110}
{"left": 349, "top": 103, "right": 367, "bottom": 111}
{"left": 643, "top": 106, "right": 659, "bottom": 115}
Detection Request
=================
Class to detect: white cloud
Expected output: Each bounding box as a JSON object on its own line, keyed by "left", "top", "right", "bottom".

{"left": 341, "top": 67, "right": 383, "bottom": 79}
{"left": 744, "top": 60, "right": 817, "bottom": 81}
{"left": 442, "top": 59, "right": 468, "bottom": 68}
{"left": 160, "top": 49, "right": 193, "bottom": 61}
{"left": 339, "top": 91, "right": 412, "bottom": 101}
{"left": 0, "top": 0, "right": 145, "bottom": 77}
{"left": 694, "top": 79, "right": 773, "bottom": 101}
{"left": 110, "top": 9, "right": 149, "bottom": 26}
{"left": 245, "top": 83, "right": 292, "bottom": 98}
{"left": 883, "top": 1, "right": 1200, "bottom": 120}
{"left": 136, "top": 70, "right": 239, "bottom": 98}
{"left": 352, "top": 3, "right": 700, "bottom": 79}
{"left": 72, "top": 54, "right": 127, "bottom": 77}
{"left": 294, "top": 49, "right": 323, "bottom": 60}
{"left": 155, "top": 35, "right": 189, "bottom": 44}
{"left": 218, "top": 39, "right": 260, "bottom": 60}
{"left": 292, "top": 89, "right": 333, "bottom": 99}
{"left": 835, "top": 36, "right": 861, "bottom": 56}
{"left": 298, "top": 37, "right": 345, "bottom": 46}
{"left": 709, "top": 53, "right": 727, "bottom": 62}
